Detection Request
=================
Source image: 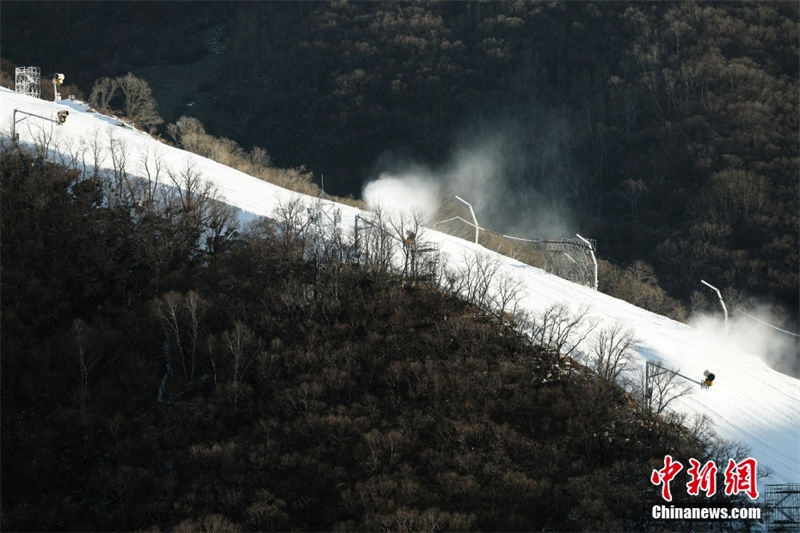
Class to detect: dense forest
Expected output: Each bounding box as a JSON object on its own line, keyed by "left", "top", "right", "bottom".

{"left": 1, "top": 146, "right": 760, "bottom": 531}
{"left": 2, "top": 1, "right": 797, "bottom": 324}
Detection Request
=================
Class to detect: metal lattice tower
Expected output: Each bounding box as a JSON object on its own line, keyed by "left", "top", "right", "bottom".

{"left": 15, "top": 67, "right": 41, "bottom": 99}
{"left": 306, "top": 197, "right": 344, "bottom": 267}
{"left": 765, "top": 484, "right": 800, "bottom": 531}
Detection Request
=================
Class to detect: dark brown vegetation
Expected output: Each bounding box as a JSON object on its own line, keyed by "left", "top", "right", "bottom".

{"left": 1, "top": 1, "right": 797, "bottom": 340}
{"left": 87, "top": 72, "right": 163, "bottom": 132}
{"left": 1, "top": 147, "right": 762, "bottom": 531}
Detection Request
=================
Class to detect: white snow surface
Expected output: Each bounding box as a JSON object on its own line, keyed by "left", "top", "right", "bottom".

{"left": 2, "top": 88, "right": 798, "bottom": 493}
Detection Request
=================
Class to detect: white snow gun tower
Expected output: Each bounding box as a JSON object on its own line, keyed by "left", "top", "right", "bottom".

{"left": 52, "top": 73, "right": 65, "bottom": 102}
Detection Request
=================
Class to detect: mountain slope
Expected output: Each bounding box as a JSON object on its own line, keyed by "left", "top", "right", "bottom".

{"left": 2, "top": 87, "right": 797, "bottom": 489}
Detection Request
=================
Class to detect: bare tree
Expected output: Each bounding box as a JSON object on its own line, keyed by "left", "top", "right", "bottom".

{"left": 387, "top": 210, "right": 430, "bottom": 282}
{"left": 154, "top": 291, "right": 186, "bottom": 381}
{"left": 451, "top": 251, "right": 501, "bottom": 309}
{"left": 174, "top": 514, "right": 241, "bottom": 533}
{"left": 248, "top": 146, "right": 273, "bottom": 169}
{"left": 107, "top": 129, "right": 134, "bottom": 206}
{"left": 72, "top": 318, "right": 100, "bottom": 414}
{"left": 53, "top": 137, "right": 84, "bottom": 173}
{"left": 355, "top": 207, "right": 396, "bottom": 276}
{"left": 590, "top": 322, "right": 637, "bottom": 382}
{"left": 705, "top": 169, "right": 767, "bottom": 223}
{"left": 685, "top": 412, "right": 714, "bottom": 445}
{"left": 204, "top": 199, "right": 240, "bottom": 261}
{"left": 224, "top": 320, "right": 256, "bottom": 409}
{"left": 206, "top": 334, "right": 219, "bottom": 387}
{"left": 638, "top": 363, "right": 692, "bottom": 416}
{"left": 87, "top": 128, "right": 106, "bottom": 179}
{"left": 153, "top": 291, "right": 206, "bottom": 383}
{"left": 116, "top": 72, "right": 163, "bottom": 131}
{"left": 185, "top": 291, "right": 204, "bottom": 381}
{"left": 167, "top": 116, "right": 206, "bottom": 152}
{"left": 493, "top": 272, "right": 523, "bottom": 322}
{"left": 29, "top": 120, "right": 54, "bottom": 160}
{"left": 620, "top": 178, "right": 646, "bottom": 218}
{"left": 167, "top": 162, "right": 213, "bottom": 214}
{"left": 529, "top": 303, "right": 595, "bottom": 364}
{"left": 89, "top": 76, "right": 119, "bottom": 113}
{"left": 273, "top": 197, "right": 311, "bottom": 261}
{"left": 137, "top": 145, "right": 164, "bottom": 208}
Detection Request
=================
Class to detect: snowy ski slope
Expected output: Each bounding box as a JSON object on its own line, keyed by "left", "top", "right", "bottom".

{"left": 2, "top": 88, "right": 797, "bottom": 491}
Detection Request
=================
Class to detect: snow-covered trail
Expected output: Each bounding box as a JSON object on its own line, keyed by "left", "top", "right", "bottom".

{"left": 2, "top": 88, "right": 797, "bottom": 490}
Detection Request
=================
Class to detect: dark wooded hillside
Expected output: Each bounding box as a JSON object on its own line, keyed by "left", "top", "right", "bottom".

{"left": 2, "top": 0, "right": 797, "bottom": 346}
{"left": 1, "top": 148, "right": 757, "bottom": 531}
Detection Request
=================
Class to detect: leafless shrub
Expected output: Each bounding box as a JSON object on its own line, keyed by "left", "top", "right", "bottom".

{"left": 248, "top": 146, "right": 273, "bottom": 169}
{"left": 440, "top": 251, "right": 523, "bottom": 322}
{"left": 30, "top": 120, "right": 54, "bottom": 160}
{"left": 273, "top": 197, "right": 311, "bottom": 259}
{"left": 174, "top": 514, "right": 241, "bottom": 533}
{"left": 305, "top": 198, "right": 349, "bottom": 274}
{"left": 164, "top": 115, "right": 365, "bottom": 207}
{"left": 204, "top": 199, "right": 240, "bottom": 260}
{"left": 597, "top": 258, "right": 687, "bottom": 321}
{"left": 529, "top": 303, "right": 595, "bottom": 363}
{"left": 155, "top": 292, "right": 188, "bottom": 377}
{"left": 704, "top": 168, "right": 767, "bottom": 223}
{"left": 89, "top": 76, "right": 119, "bottom": 113}
{"left": 167, "top": 115, "right": 206, "bottom": 153}
{"left": 206, "top": 334, "right": 219, "bottom": 387}
{"left": 685, "top": 412, "right": 715, "bottom": 445}
{"left": 167, "top": 117, "right": 247, "bottom": 170}
{"left": 638, "top": 362, "right": 692, "bottom": 416}
{"left": 590, "top": 322, "right": 637, "bottom": 382}
{"left": 386, "top": 209, "right": 439, "bottom": 283}
{"left": 354, "top": 207, "right": 396, "bottom": 276}
{"left": 451, "top": 251, "right": 500, "bottom": 309}
{"left": 153, "top": 291, "right": 207, "bottom": 384}
{"left": 87, "top": 128, "right": 106, "bottom": 178}
{"left": 137, "top": 145, "right": 164, "bottom": 207}
{"left": 493, "top": 272, "right": 524, "bottom": 322}
{"left": 116, "top": 72, "right": 163, "bottom": 131}
{"left": 620, "top": 178, "right": 646, "bottom": 218}
{"left": 72, "top": 318, "right": 100, "bottom": 414}
{"left": 263, "top": 165, "right": 321, "bottom": 198}
{"left": 224, "top": 320, "right": 257, "bottom": 409}
{"left": 104, "top": 132, "right": 161, "bottom": 211}
{"left": 107, "top": 129, "right": 135, "bottom": 206}
{"left": 167, "top": 162, "right": 214, "bottom": 215}
{"left": 53, "top": 137, "right": 84, "bottom": 173}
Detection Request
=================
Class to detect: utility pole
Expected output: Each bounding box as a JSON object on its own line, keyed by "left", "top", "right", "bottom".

{"left": 454, "top": 195, "right": 479, "bottom": 244}
{"left": 701, "top": 279, "right": 728, "bottom": 335}
{"left": 576, "top": 233, "right": 598, "bottom": 290}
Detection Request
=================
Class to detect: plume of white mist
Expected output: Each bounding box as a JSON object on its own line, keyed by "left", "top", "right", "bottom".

{"left": 363, "top": 118, "right": 583, "bottom": 239}
{"left": 443, "top": 141, "right": 505, "bottom": 215}
{"left": 690, "top": 306, "right": 800, "bottom": 377}
{"left": 440, "top": 133, "right": 578, "bottom": 239}
{"left": 362, "top": 172, "right": 441, "bottom": 223}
